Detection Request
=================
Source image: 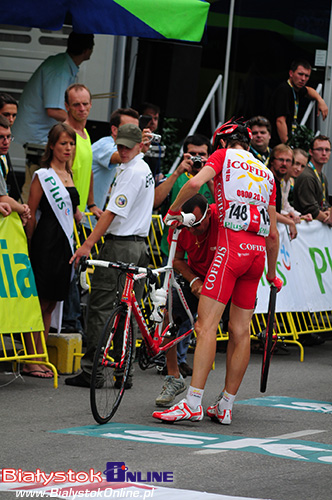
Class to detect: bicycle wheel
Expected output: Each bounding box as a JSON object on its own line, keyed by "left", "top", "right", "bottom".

{"left": 90, "top": 306, "right": 133, "bottom": 424}
{"left": 260, "top": 285, "right": 277, "bottom": 393}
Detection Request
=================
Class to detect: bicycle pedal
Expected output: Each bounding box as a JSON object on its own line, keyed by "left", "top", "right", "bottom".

{"left": 151, "top": 353, "right": 166, "bottom": 367}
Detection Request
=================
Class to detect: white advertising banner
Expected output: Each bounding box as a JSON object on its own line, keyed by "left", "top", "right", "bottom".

{"left": 255, "top": 221, "right": 332, "bottom": 313}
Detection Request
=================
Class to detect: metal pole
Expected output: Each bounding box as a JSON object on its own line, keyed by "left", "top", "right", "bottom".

{"left": 210, "top": 94, "right": 216, "bottom": 133}
{"left": 222, "top": 0, "right": 236, "bottom": 123}
{"left": 322, "top": 14, "right": 332, "bottom": 137}
{"left": 186, "top": 74, "right": 223, "bottom": 137}
{"left": 169, "top": 75, "right": 223, "bottom": 173}
{"left": 126, "top": 37, "right": 139, "bottom": 107}
{"left": 322, "top": 10, "right": 332, "bottom": 190}
{"left": 110, "top": 36, "right": 126, "bottom": 112}
{"left": 300, "top": 84, "right": 322, "bottom": 126}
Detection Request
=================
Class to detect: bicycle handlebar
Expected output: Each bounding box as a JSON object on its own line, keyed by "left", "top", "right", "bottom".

{"left": 78, "top": 257, "right": 159, "bottom": 290}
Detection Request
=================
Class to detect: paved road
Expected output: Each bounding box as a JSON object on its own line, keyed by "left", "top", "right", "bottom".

{"left": 1, "top": 337, "right": 332, "bottom": 500}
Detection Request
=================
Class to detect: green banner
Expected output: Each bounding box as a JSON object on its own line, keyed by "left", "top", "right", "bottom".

{"left": 114, "top": 0, "right": 209, "bottom": 41}
{"left": 0, "top": 212, "right": 44, "bottom": 333}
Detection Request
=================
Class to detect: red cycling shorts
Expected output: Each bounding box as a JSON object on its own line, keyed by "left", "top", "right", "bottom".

{"left": 201, "top": 228, "right": 266, "bottom": 309}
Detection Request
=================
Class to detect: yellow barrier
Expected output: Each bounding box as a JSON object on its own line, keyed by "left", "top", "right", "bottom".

{"left": 0, "top": 212, "right": 58, "bottom": 387}
{"left": 250, "top": 312, "right": 304, "bottom": 361}
{"left": 1, "top": 332, "right": 58, "bottom": 388}
{"left": 74, "top": 213, "right": 332, "bottom": 364}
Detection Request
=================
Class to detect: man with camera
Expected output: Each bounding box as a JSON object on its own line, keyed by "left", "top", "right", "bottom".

{"left": 154, "top": 133, "right": 214, "bottom": 259}
{"left": 140, "top": 102, "right": 166, "bottom": 179}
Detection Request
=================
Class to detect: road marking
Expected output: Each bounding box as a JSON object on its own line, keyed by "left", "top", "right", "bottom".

{"left": 52, "top": 423, "right": 332, "bottom": 464}
{"left": 194, "top": 431, "right": 327, "bottom": 455}
{"left": 270, "top": 430, "right": 327, "bottom": 440}
{"left": 194, "top": 449, "right": 229, "bottom": 455}
{"left": 236, "top": 396, "right": 332, "bottom": 414}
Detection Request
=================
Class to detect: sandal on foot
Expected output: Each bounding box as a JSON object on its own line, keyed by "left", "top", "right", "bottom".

{"left": 22, "top": 370, "right": 53, "bottom": 379}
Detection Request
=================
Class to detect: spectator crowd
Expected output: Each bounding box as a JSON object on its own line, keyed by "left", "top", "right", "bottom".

{"left": 0, "top": 31, "right": 330, "bottom": 406}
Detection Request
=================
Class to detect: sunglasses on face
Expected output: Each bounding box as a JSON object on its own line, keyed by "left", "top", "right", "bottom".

{"left": 191, "top": 204, "right": 209, "bottom": 227}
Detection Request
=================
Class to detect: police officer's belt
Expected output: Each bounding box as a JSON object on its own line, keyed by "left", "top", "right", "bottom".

{"left": 105, "top": 234, "right": 145, "bottom": 242}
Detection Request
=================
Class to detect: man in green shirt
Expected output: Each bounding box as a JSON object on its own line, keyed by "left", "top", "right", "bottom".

{"left": 154, "top": 134, "right": 214, "bottom": 257}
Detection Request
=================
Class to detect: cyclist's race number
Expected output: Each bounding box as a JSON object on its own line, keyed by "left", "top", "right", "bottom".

{"left": 224, "top": 202, "right": 270, "bottom": 234}
{"left": 229, "top": 203, "right": 248, "bottom": 221}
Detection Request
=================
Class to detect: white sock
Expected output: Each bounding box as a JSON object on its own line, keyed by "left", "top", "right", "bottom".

{"left": 186, "top": 386, "right": 204, "bottom": 409}
{"left": 218, "top": 390, "right": 236, "bottom": 411}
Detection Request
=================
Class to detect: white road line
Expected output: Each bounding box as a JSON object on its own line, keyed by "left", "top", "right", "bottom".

{"left": 194, "top": 449, "right": 229, "bottom": 455}
{"left": 269, "top": 429, "right": 326, "bottom": 439}
{"left": 194, "top": 430, "right": 327, "bottom": 454}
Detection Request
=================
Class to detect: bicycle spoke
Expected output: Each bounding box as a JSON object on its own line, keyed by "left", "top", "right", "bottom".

{"left": 90, "top": 306, "right": 133, "bottom": 424}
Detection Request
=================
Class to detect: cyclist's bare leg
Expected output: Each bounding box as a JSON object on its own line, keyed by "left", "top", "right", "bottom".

{"left": 223, "top": 303, "right": 253, "bottom": 395}
{"left": 190, "top": 295, "right": 226, "bottom": 389}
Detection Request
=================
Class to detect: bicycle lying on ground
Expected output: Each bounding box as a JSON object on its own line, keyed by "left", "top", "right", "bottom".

{"left": 79, "top": 215, "right": 196, "bottom": 424}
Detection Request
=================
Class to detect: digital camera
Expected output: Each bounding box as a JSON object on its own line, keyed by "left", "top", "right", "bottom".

{"left": 150, "top": 133, "right": 162, "bottom": 144}
{"left": 190, "top": 155, "right": 202, "bottom": 169}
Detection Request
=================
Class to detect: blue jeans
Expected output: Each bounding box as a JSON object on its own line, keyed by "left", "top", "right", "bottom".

{"left": 62, "top": 271, "right": 83, "bottom": 331}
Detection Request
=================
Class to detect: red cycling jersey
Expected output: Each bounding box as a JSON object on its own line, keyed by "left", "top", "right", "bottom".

{"left": 206, "top": 148, "right": 276, "bottom": 236}
{"left": 168, "top": 204, "right": 218, "bottom": 279}
{"left": 201, "top": 148, "right": 276, "bottom": 309}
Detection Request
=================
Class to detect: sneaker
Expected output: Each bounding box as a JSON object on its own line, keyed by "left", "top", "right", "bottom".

{"left": 206, "top": 402, "right": 232, "bottom": 425}
{"left": 152, "top": 398, "right": 203, "bottom": 422}
{"left": 155, "top": 375, "right": 186, "bottom": 407}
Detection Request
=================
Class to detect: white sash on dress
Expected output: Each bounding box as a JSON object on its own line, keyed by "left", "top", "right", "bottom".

{"left": 33, "top": 168, "right": 74, "bottom": 253}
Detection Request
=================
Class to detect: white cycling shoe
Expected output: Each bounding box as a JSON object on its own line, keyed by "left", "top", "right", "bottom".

{"left": 152, "top": 398, "right": 203, "bottom": 422}
{"left": 206, "top": 402, "right": 232, "bottom": 425}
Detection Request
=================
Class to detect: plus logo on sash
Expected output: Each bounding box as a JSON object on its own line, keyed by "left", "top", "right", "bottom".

{"left": 35, "top": 168, "right": 74, "bottom": 252}
{"left": 45, "top": 176, "right": 67, "bottom": 211}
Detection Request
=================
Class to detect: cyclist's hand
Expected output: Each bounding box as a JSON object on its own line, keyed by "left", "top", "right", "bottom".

{"left": 164, "top": 209, "right": 183, "bottom": 227}
{"left": 266, "top": 276, "right": 283, "bottom": 292}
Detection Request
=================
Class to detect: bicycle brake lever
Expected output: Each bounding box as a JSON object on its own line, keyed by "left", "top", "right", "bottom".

{"left": 147, "top": 268, "right": 158, "bottom": 285}
{"left": 78, "top": 256, "right": 88, "bottom": 272}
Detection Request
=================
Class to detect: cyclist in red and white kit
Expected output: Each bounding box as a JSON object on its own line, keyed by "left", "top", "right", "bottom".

{"left": 153, "top": 119, "right": 282, "bottom": 425}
